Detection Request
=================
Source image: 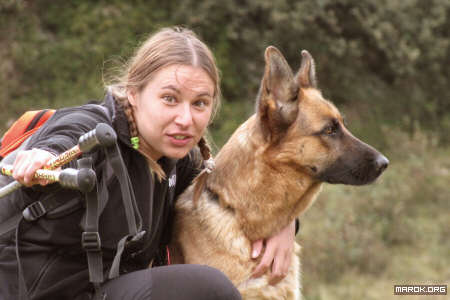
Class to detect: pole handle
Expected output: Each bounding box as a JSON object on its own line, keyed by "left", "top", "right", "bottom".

{"left": 79, "top": 123, "right": 117, "bottom": 153}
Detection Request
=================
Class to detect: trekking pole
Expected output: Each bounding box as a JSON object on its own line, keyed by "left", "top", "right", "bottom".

{"left": 0, "top": 123, "right": 116, "bottom": 198}
{"left": 0, "top": 164, "right": 96, "bottom": 192}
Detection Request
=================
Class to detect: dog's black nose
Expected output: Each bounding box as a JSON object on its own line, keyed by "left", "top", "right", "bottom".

{"left": 374, "top": 154, "right": 389, "bottom": 173}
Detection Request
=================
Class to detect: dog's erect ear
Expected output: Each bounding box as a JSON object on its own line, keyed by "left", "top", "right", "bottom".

{"left": 297, "top": 50, "right": 317, "bottom": 88}
{"left": 258, "top": 46, "right": 298, "bottom": 141}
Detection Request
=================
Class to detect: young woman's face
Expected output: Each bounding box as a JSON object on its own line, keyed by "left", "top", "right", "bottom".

{"left": 128, "top": 64, "right": 214, "bottom": 160}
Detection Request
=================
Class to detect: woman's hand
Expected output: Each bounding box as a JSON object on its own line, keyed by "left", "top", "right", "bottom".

{"left": 12, "top": 148, "right": 56, "bottom": 187}
{"left": 251, "top": 220, "right": 296, "bottom": 285}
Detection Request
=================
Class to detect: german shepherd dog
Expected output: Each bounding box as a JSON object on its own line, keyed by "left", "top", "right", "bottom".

{"left": 170, "top": 46, "right": 389, "bottom": 299}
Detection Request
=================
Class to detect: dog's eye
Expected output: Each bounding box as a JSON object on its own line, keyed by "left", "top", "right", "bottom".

{"left": 324, "top": 126, "right": 335, "bottom": 135}
{"left": 323, "top": 121, "right": 339, "bottom": 136}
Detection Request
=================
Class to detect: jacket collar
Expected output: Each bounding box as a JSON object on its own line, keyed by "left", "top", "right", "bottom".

{"left": 103, "top": 91, "right": 133, "bottom": 148}
{"left": 158, "top": 156, "right": 178, "bottom": 176}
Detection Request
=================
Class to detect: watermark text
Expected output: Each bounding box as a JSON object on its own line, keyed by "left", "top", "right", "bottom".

{"left": 394, "top": 285, "right": 447, "bottom": 295}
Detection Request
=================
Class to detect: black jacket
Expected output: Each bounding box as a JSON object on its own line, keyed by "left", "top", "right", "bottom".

{"left": 0, "top": 93, "right": 202, "bottom": 299}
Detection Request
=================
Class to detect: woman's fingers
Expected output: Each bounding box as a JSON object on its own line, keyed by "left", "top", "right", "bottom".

{"left": 268, "top": 245, "right": 292, "bottom": 285}
{"left": 12, "top": 150, "right": 31, "bottom": 186}
{"left": 12, "top": 149, "right": 56, "bottom": 186}
{"left": 252, "top": 242, "right": 275, "bottom": 278}
{"left": 251, "top": 221, "right": 296, "bottom": 284}
{"left": 251, "top": 239, "right": 264, "bottom": 259}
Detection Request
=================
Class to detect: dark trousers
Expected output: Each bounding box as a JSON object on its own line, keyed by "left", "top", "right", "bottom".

{"left": 98, "top": 264, "right": 242, "bottom": 300}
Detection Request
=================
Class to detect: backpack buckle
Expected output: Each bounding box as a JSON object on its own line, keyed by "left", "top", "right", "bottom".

{"left": 82, "top": 231, "right": 101, "bottom": 251}
{"left": 22, "top": 201, "right": 46, "bottom": 221}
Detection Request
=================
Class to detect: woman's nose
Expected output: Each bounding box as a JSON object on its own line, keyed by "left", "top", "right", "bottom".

{"left": 174, "top": 103, "right": 193, "bottom": 128}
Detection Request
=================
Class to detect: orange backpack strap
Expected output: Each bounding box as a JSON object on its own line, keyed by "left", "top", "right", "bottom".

{"left": 0, "top": 109, "right": 55, "bottom": 158}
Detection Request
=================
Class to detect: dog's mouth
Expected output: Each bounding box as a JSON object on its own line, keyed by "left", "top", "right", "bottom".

{"left": 317, "top": 154, "right": 389, "bottom": 186}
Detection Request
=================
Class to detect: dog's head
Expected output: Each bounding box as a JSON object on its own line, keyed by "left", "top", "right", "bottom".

{"left": 257, "top": 46, "right": 388, "bottom": 185}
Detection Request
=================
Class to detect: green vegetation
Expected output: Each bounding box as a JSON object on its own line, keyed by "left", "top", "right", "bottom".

{"left": 300, "top": 130, "right": 449, "bottom": 299}
{"left": 1, "top": 1, "right": 448, "bottom": 298}
{"left": 1, "top": 0, "right": 448, "bottom": 145}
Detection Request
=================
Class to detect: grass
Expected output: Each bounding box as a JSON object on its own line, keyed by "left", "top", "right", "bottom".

{"left": 298, "top": 129, "right": 449, "bottom": 299}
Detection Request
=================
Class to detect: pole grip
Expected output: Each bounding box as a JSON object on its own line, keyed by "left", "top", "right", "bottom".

{"left": 59, "top": 168, "right": 96, "bottom": 193}
{"left": 78, "top": 123, "right": 117, "bottom": 153}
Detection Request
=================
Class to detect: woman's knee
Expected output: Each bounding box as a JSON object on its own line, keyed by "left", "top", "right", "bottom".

{"left": 184, "top": 265, "right": 242, "bottom": 300}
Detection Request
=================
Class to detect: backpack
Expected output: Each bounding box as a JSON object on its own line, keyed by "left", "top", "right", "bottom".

{"left": 0, "top": 109, "right": 55, "bottom": 160}
{"left": 0, "top": 107, "right": 143, "bottom": 300}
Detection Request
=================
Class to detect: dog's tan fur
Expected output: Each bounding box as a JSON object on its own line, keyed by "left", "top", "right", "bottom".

{"left": 170, "top": 47, "right": 388, "bottom": 299}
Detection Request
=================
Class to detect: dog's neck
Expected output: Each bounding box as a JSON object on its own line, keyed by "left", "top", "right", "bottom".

{"left": 207, "top": 116, "right": 322, "bottom": 241}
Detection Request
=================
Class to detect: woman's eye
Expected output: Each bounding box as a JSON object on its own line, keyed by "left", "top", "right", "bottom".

{"left": 162, "top": 95, "right": 177, "bottom": 104}
{"left": 193, "top": 99, "right": 209, "bottom": 109}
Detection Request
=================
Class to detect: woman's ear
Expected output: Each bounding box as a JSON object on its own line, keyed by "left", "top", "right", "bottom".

{"left": 127, "top": 89, "right": 138, "bottom": 107}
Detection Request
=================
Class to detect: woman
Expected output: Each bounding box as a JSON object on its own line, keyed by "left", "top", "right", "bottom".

{"left": 0, "top": 27, "right": 295, "bottom": 300}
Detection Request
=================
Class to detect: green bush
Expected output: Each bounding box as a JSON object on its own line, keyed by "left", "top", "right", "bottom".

{"left": 1, "top": 0, "right": 449, "bottom": 145}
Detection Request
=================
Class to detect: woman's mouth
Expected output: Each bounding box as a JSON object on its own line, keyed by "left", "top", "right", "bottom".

{"left": 168, "top": 134, "right": 193, "bottom": 146}
{"left": 173, "top": 135, "right": 188, "bottom": 140}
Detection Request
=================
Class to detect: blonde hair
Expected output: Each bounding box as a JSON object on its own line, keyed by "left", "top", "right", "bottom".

{"left": 106, "top": 26, "right": 219, "bottom": 179}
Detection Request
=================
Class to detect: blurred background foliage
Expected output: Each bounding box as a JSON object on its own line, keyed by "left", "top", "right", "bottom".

{"left": 0, "top": 0, "right": 448, "bottom": 299}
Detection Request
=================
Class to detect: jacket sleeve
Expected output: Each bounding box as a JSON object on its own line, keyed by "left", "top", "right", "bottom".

{"left": 27, "top": 104, "right": 110, "bottom": 167}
